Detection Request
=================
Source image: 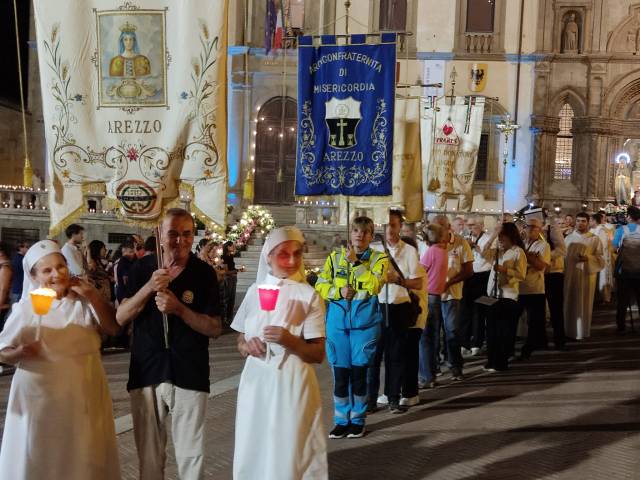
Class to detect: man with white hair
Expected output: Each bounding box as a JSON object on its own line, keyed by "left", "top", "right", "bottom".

{"left": 451, "top": 217, "right": 466, "bottom": 236}
{"left": 519, "top": 217, "right": 551, "bottom": 360}
{"left": 460, "top": 216, "right": 492, "bottom": 356}
{"left": 432, "top": 215, "right": 473, "bottom": 380}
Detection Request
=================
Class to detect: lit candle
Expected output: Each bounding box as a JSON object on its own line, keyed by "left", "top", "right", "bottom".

{"left": 30, "top": 287, "right": 56, "bottom": 340}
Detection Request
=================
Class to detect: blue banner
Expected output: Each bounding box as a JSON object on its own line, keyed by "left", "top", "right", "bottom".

{"left": 295, "top": 34, "right": 396, "bottom": 196}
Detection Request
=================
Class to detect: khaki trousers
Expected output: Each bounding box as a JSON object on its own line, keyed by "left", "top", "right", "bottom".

{"left": 130, "top": 382, "right": 208, "bottom": 480}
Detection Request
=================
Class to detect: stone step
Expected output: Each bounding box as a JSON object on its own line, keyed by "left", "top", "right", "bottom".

{"left": 263, "top": 205, "right": 297, "bottom": 226}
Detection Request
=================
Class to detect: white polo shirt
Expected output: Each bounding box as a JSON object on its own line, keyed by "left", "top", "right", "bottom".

{"left": 470, "top": 231, "right": 493, "bottom": 273}
{"left": 519, "top": 238, "right": 551, "bottom": 295}
{"left": 375, "top": 240, "right": 424, "bottom": 305}
{"left": 442, "top": 233, "right": 474, "bottom": 302}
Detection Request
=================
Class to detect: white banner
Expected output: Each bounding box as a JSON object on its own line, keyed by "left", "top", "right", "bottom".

{"left": 34, "top": 0, "right": 228, "bottom": 234}
{"left": 421, "top": 96, "right": 485, "bottom": 212}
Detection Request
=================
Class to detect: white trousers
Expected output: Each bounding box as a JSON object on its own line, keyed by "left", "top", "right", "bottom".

{"left": 130, "top": 382, "right": 208, "bottom": 480}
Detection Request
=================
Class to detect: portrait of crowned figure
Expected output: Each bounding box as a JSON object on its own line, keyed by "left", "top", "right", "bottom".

{"left": 97, "top": 11, "right": 166, "bottom": 107}
{"left": 109, "top": 22, "right": 151, "bottom": 77}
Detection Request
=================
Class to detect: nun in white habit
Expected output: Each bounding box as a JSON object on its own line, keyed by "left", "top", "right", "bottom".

{"left": 231, "top": 226, "right": 328, "bottom": 480}
{"left": 0, "top": 240, "right": 121, "bottom": 479}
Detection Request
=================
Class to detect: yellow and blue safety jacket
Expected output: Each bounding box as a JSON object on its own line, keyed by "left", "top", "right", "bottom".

{"left": 315, "top": 247, "right": 388, "bottom": 329}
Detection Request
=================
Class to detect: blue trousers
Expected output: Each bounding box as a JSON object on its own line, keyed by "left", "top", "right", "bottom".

{"left": 419, "top": 294, "right": 442, "bottom": 383}
{"left": 326, "top": 311, "right": 381, "bottom": 426}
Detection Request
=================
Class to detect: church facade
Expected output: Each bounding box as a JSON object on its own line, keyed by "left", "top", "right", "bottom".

{"left": 3, "top": 1, "right": 640, "bottom": 218}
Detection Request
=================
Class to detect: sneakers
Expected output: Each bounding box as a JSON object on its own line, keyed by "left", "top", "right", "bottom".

{"left": 450, "top": 368, "right": 464, "bottom": 381}
{"left": 482, "top": 365, "right": 497, "bottom": 373}
{"left": 428, "top": 380, "right": 438, "bottom": 389}
{"left": 376, "top": 394, "right": 389, "bottom": 405}
{"left": 418, "top": 380, "right": 428, "bottom": 390}
{"left": 347, "top": 423, "right": 366, "bottom": 438}
{"left": 399, "top": 395, "right": 420, "bottom": 407}
{"left": 471, "top": 347, "right": 481, "bottom": 356}
{"left": 388, "top": 402, "right": 408, "bottom": 414}
{"left": 329, "top": 424, "right": 350, "bottom": 439}
{"left": 329, "top": 423, "right": 367, "bottom": 439}
{"left": 461, "top": 347, "right": 473, "bottom": 357}
{"left": 435, "top": 368, "right": 443, "bottom": 377}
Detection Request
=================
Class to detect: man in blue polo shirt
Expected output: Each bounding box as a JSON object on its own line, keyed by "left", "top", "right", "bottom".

{"left": 116, "top": 208, "right": 222, "bottom": 480}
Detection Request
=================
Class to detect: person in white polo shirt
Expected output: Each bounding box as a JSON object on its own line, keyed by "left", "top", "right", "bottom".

{"left": 369, "top": 211, "right": 424, "bottom": 413}
{"left": 519, "top": 217, "right": 551, "bottom": 360}
{"left": 461, "top": 216, "right": 492, "bottom": 356}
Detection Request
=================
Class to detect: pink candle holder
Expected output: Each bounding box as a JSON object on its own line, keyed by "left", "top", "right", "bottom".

{"left": 257, "top": 285, "right": 280, "bottom": 311}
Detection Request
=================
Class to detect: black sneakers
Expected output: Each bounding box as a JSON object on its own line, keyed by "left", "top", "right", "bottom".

{"left": 328, "top": 424, "right": 350, "bottom": 439}
{"left": 346, "top": 423, "right": 366, "bottom": 438}
{"left": 329, "top": 423, "right": 367, "bottom": 438}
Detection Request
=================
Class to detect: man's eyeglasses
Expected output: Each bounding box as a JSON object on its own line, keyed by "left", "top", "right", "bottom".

{"left": 165, "top": 231, "right": 194, "bottom": 241}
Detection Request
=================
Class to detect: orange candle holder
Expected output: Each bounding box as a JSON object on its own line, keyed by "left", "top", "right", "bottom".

{"left": 30, "top": 287, "right": 56, "bottom": 340}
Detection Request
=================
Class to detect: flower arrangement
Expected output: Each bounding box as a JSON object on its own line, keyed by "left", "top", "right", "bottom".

{"left": 207, "top": 205, "right": 275, "bottom": 250}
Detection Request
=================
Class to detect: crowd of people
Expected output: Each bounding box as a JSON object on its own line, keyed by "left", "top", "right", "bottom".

{"left": 315, "top": 206, "right": 639, "bottom": 442}
{"left": 0, "top": 204, "right": 637, "bottom": 479}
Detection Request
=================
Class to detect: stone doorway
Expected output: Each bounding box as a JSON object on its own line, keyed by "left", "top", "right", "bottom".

{"left": 254, "top": 96, "right": 297, "bottom": 205}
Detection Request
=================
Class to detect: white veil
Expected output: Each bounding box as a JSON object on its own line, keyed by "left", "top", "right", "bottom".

{"left": 21, "top": 240, "right": 62, "bottom": 301}
{"left": 255, "top": 226, "right": 306, "bottom": 284}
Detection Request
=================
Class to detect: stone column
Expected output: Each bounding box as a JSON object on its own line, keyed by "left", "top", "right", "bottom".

{"left": 529, "top": 115, "right": 559, "bottom": 203}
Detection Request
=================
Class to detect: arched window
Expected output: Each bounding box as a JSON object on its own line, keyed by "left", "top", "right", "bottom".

{"left": 554, "top": 103, "right": 574, "bottom": 180}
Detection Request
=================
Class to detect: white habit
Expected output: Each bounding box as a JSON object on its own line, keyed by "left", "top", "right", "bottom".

{"left": 231, "top": 273, "right": 328, "bottom": 480}
{"left": 0, "top": 297, "right": 121, "bottom": 479}
{"left": 563, "top": 231, "right": 604, "bottom": 339}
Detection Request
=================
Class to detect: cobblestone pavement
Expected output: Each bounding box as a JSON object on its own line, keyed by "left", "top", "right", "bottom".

{"left": 1, "top": 308, "right": 640, "bottom": 479}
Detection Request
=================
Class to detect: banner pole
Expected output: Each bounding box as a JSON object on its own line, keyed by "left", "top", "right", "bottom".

{"left": 155, "top": 226, "right": 170, "bottom": 349}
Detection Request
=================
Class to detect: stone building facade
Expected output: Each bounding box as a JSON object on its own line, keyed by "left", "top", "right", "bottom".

{"left": 530, "top": 0, "right": 640, "bottom": 211}
{"left": 4, "top": 1, "right": 640, "bottom": 222}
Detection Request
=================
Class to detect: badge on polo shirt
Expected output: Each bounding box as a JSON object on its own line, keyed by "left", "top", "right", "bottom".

{"left": 181, "top": 290, "right": 194, "bottom": 304}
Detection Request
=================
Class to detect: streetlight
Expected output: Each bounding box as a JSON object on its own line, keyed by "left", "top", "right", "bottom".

{"left": 496, "top": 115, "right": 521, "bottom": 216}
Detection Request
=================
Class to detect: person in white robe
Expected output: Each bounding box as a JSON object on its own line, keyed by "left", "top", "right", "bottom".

{"left": 0, "top": 240, "right": 121, "bottom": 479}
{"left": 231, "top": 226, "right": 328, "bottom": 480}
{"left": 590, "top": 213, "right": 613, "bottom": 303}
{"left": 564, "top": 213, "right": 605, "bottom": 340}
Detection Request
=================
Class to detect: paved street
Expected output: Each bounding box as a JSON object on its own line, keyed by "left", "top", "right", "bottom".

{"left": 1, "top": 307, "right": 639, "bottom": 479}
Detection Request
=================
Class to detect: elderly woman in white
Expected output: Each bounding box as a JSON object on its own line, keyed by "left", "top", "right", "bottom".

{"left": 231, "top": 226, "right": 328, "bottom": 480}
{"left": 0, "top": 240, "right": 121, "bottom": 479}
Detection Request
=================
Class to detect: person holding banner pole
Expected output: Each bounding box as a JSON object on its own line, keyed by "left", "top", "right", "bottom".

{"left": 369, "top": 210, "right": 424, "bottom": 413}
{"left": 116, "top": 208, "right": 222, "bottom": 480}
{"left": 315, "top": 216, "right": 388, "bottom": 439}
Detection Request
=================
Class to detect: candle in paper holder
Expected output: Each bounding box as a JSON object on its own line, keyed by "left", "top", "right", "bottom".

{"left": 257, "top": 284, "right": 280, "bottom": 311}
{"left": 30, "top": 287, "right": 56, "bottom": 340}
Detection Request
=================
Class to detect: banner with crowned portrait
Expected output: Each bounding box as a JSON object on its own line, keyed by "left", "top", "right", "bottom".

{"left": 421, "top": 96, "right": 485, "bottom": 212}
{"left": 34, "top": 0, "right": 228, "bottom": 234}
{"left": 295, "top": 34, "right": 396, "bottom": 197}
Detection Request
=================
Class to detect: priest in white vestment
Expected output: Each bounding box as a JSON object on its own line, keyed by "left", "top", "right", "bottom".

{"left": 564, "top": 213, "right": 605, "bottom": 340}
{"left": 590, "top": 213, "right": 613, "bottom": 303}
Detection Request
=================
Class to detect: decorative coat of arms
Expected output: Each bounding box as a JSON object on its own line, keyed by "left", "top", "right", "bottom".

{"left": 325, "top": 97, "right": 361, "bottom": 149}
